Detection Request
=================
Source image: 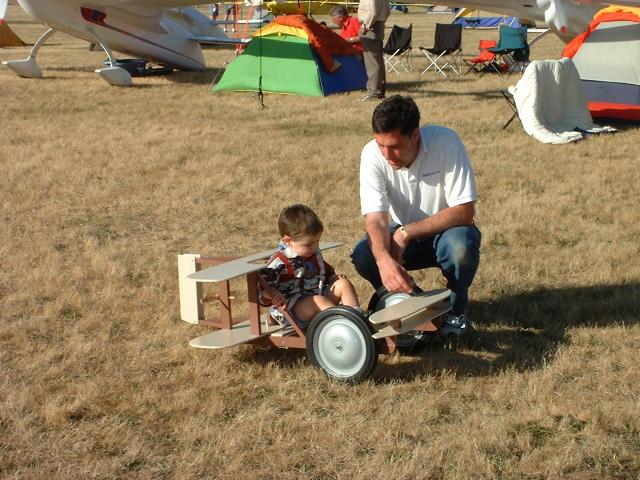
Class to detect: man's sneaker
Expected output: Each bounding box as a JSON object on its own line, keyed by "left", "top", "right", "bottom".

{"left": 440, "top": 312, "right": 469, "bottom": 338}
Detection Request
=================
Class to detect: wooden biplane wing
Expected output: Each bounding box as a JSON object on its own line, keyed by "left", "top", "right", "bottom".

{"left": 187, "top": 241, "right": 342, "bottom": 283}
{"left": 189, "top": 318, "right": 285, "bottom": 349}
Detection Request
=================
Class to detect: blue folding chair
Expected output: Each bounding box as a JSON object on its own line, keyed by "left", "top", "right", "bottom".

{"left": 487, "top": 25, "right": 529, "bottom": 78}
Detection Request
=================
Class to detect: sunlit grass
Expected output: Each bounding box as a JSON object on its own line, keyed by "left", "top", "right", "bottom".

{"left": 1, "top": 5, "right": 639, "bottom": 479}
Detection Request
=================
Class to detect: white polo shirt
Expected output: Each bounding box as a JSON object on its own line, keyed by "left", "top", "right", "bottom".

{"left": 360, "top": 125, "right": 478, "bottom": 225}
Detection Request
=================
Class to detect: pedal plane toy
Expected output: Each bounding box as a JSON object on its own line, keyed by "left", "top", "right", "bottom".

{"left": 178, "top": 244, "right": 452, "bottom": 382}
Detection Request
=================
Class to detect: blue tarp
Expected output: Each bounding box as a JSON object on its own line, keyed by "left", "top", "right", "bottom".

{"left": 454, "top": 16, "right": 521, "bottom": 29}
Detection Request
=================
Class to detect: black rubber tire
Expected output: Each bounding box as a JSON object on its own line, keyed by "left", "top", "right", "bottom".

{"left": 367, "top": 286, "right": 437, "bottom": 354}
{"left": 306, "top": 306, "right": 377, "bottom": 383}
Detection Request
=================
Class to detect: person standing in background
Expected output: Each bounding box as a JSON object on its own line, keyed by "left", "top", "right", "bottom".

{"left": 358, "top": 0, "right": 390, "bottom": 101}
{"left": 209, "top": 3, "right": 219, "bottom": 22}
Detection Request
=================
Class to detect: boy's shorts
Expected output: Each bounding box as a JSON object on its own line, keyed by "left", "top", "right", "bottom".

{"left": 269, "top": 286, "right": 330, "bottom": 330}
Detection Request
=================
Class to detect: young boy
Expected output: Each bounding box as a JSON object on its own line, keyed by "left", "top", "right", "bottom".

{"left": 260, "top": 204, "right": 360, "bottom": 326}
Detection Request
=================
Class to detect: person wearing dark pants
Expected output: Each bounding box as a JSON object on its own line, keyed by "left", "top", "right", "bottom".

{"left": 352, "top": 95, "right": 481, "bottom": 337}
{"left": 357, "top": 0, "right": 389, "bottom": 101}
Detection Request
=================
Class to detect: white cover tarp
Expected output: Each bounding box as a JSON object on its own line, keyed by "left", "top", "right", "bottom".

{"left": 508, "top": 58, "right": 616, "bottom": 144}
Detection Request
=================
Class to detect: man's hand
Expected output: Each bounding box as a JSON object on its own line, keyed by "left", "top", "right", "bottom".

{"left": 377, "top": 256, "right": 414, "bottom": 294}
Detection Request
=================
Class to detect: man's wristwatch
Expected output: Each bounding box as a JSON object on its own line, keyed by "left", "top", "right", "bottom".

{"left": 399, "top": 225, "right": 411, "bottom": 240}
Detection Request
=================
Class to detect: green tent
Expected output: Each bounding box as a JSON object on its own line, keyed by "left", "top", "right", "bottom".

{"left": 213, "top": 19, "right": 367, "bottom": 97}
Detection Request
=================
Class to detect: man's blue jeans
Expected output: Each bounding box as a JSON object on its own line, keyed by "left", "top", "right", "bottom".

{"left": 351, "top": 224, "right": 481, "bottom": 315}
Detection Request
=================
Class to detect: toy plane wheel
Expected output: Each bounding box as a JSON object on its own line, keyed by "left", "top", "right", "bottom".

{"left": 368, "top": 287, "right": 437, "bottom": 353}
{"left": 306, "top": 306, "right": 377, "bottom": 383}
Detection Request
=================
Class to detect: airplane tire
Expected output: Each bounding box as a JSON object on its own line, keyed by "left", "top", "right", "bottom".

{"left": 306, "top": 306, "right": 377, "bottom": 383}
{"left": 103, "top": 58, "right": 173, "bottom": 77}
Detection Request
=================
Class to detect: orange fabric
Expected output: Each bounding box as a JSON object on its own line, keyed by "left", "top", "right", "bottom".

{"left": 589, "top": 102, "right": 640, "bottom": 121}
{"left": 563, "top": 10, "right": 640, "bottom": 58}
{"left": 273, "top": 14, "right": 360, "bottom": 72}
{"left": 595, "top": 6, "right": 640, "bottom": 17}
{"left": 465, "top": 40, "right": 496, "bottom": 64}
{"left": 478, "top": 39, "right": 496, "bottom": 50}
{"left": 474, "top": 40, "right": 496, "bottom": 62}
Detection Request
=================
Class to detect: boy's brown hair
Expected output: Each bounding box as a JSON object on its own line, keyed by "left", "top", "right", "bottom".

{"left": 278, "top": 204, "right": 324, "bottom": 239}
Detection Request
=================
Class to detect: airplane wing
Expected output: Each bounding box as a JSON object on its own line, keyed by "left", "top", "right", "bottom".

{"left": 433, "top": 0, "right": 640, "bottom": 39}
{"left": 189, "top": 35, "right": 251, "bottom": 45}
{"left": 91, "top": 0, "right": 212, "bottom": 6}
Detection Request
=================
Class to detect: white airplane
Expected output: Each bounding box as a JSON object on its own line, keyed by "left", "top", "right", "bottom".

{"left": 3, "top": 0, "right": 639, "bottom": 87}
{"left": 446, "top": 0, "right": 640, "bottom": 41}
{"left": 1, "top": 0, "right": 254, "bottom": 86}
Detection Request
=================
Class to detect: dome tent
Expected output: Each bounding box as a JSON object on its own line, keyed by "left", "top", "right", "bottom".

{"left": 562, "top": 6, "right": 640, "bottom": 121}
{"left": 213, "top": 15, "right": 366, "bottom": 96}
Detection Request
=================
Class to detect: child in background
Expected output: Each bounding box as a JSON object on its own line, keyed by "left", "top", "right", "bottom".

{"left": 209, "top": 3, "right": 219, "bottom": 22}
{"left": 260, "top": 204, "right": 361, "bottom": 327}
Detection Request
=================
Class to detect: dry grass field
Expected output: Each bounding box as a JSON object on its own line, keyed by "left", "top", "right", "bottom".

{"left": 1, "top": 4, "right": 640, "bottom": 479}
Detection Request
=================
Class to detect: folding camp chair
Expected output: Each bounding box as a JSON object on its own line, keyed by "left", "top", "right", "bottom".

{"left": 419, "top": 23, "right": 462, "bottom": 77}
{"left": 488, "top": 25, "right": 529, "bottom": 78}
{"left": 463, "top": 39, "right": 498, "bottom": 75}
{"left": 501, "top": 90, "right": 519, "bottom": 129}
{"left": 383, "top": 24, "right": 412, "bottom": 73}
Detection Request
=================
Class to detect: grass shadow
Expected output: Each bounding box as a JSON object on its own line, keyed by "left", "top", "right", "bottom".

{"left": 587, "top": 119, "right": 640, "bottom": 131}
{"left": 167, "top": 68, "right": 225, "bottom": 85}
{"left": 226, "top": 283, "right": 639, "bottom": 383}
{"left": 234, "top": 343, "right": 307, "bottom": 369}
{"left": 373, "top": 282, "right": 640, "bottom": 383}
{"left": 387, "top": 80, "right": 506, "bottom": 99}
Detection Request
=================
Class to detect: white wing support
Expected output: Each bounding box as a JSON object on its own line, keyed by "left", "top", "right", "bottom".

{"left": 189, "top": 35, "right": 251, "bottom": 45}
{"left": 2, "top": 27, "right": 55, "bottom": 79}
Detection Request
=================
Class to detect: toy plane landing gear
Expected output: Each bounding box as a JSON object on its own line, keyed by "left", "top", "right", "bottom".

{"left": 178, "top": 245, "right": 451, "bottom": 383}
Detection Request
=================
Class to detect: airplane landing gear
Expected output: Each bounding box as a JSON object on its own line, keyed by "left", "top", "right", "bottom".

{"left": 2, "top": 27, "right": 55, "bottom": 79}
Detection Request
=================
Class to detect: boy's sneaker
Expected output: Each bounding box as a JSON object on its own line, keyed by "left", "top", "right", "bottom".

{"left": 440, "top": 312, "right": 469, "bottom": 338}
{"left": 353, "top": 306, "right": 367, "bottom": 316}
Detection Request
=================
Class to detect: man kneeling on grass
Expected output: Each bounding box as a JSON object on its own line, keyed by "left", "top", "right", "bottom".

{"left": 351, "top": 95, "right": 481, "bottom": 338}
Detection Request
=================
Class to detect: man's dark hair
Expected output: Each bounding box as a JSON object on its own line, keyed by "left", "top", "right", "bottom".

{"left": 278, "top": 204, "right": 324, "bottom": 239}
{"left": 329, "top": 5, "right": 348, "bottom": 17}
{"left": 372, "top": 95, "right": 420, "bottom": 136}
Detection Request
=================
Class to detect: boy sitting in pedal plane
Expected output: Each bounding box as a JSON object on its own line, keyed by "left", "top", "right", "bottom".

{"left": 259, "top": 204, "right": 361, "bottom": 327}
